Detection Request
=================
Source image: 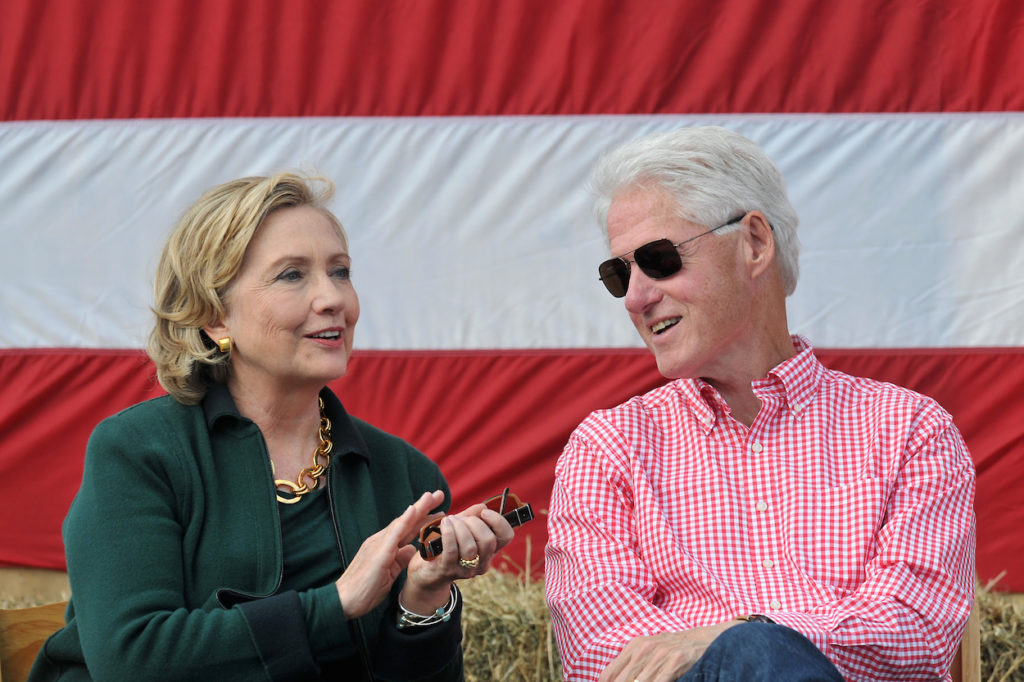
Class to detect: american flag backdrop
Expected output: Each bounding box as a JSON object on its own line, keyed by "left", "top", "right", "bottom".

{"left": 1, "top": 0, "right": 1023, "bottom": 590}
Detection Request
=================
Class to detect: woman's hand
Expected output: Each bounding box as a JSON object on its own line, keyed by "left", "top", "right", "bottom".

{"left": 334, "top": 490, "right": 445, "bottom": 619}
{"left": 400, "top": 503, "right": 515, "bottom": 614}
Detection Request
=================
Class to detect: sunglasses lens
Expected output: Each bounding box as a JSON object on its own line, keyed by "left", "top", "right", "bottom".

{"left": 420, "top": 520, "right": 441, "bottom": 542}
{"left": 598, "top": 259, "right": 629, "bottom": 298}
{"left": 635, "top": 239, "right": 682, "bottom": 279}
{"left": 418, "top": 520, "right": 443, "bottom": 559}
{"left": 598, "top": 240, "right": 683, "bottom": 298}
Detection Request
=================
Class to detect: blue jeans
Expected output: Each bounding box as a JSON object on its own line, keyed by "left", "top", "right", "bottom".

{"left": 677, "top": 622, "right": 844, "bottom": 681}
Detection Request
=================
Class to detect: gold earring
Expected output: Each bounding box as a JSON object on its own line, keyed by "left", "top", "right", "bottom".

{"left": 216, "top": 337, "right": 232, "bottom": 353}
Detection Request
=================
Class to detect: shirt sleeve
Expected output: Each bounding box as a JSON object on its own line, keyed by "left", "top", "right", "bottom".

{"left": 766, "top": 414, "right": 977, "bottom": 681}
{"left": 544, "top": 423, "right": 691, "bottom": 681}
{"left": 370, "top": 460, "right": 465, "bottom": 682}
{"left": 63, "top": 412, "right": 307, "bottom": 682}
{"left": 371, "top": 588, "right": 464, "bottom": 681}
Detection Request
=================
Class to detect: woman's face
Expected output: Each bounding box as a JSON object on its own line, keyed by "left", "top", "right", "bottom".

{"left": 206, "top": 205, "right": 359, "bottom": 396}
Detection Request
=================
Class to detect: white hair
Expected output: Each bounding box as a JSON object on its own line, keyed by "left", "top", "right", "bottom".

{"left": 590, "top": 126, "right": 801, "bottom": 295}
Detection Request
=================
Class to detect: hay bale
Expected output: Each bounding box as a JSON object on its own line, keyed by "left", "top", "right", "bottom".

{"left": 5, "top": 565, "right": 1024, "bottom": 680}
{"left": 461, "top": 572, "right": 1024, "bottom": 682}
{"left": 0, "top": 567, "right": 70, "bottom": 609}
{"left": 978, "top": 580, "right": 1024, "bottom": 681}
{"left": 461, "top": 554, "right": 562, "bottom": 682}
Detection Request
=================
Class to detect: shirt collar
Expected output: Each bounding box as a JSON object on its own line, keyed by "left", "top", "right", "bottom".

{"left": 202, "top": 382, "right": 240, "bottom": 426}
{"left": 756, "top": 335, "right": 824, "bottom": 414}
{"left": 675, "top": 380, "right": 726, "bottom": 428}
{"left": 678, "top": 335, "right": 825, "bottom": 419}
{"left": 202, "top": 383, "right": 370, "bottom": 460}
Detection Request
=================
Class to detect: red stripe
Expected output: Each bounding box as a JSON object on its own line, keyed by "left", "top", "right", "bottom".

{"left": 2, "top": 348, "right": 1022, "bottom": 588}
{"left": 3, "top": 0, "right": 1023, "bottom": 121}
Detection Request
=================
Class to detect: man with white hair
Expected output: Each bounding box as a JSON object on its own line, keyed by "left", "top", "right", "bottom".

{"left": 544, "top": 126, "right": 975, "bottom": 681}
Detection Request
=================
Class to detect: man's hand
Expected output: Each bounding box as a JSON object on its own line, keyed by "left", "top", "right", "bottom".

{"left": 599, "top": 620, "right": 743, "bottom": 682}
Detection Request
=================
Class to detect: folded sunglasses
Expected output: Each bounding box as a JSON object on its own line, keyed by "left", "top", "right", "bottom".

{"left": 418, "top": 488, "right": 534, "bottom": 560}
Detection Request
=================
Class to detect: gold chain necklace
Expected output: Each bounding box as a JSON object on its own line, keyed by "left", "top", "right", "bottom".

{"left": 273, "top": 397, "right": 333, "bottom": 504}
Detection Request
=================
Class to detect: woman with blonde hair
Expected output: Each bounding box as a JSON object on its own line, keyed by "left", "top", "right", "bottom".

{"left": 30, "top": 172, "right": 515, "bottom": 681}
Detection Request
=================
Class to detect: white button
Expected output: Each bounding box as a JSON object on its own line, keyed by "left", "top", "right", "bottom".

{"left": 750, "top": 442, "right": 763, "bottom": 453}
{"left": 762, "top": 559, "right": 774, "bottom": 568}
{"left": 791, "top": 402, "right": 803, "bottom": 412}
{"left": 755, "top": 501, "right": 768, "bottom": 511}
{"left": 704, "top": 415, "right": 713, "bottom": 425}
{"left": 770, "top": 599, "right": 781, "bottom": 610}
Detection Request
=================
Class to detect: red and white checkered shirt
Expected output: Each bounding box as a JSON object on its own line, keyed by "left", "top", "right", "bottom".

{"left": 545, "top": 337, "right": 975, "bottom": 682}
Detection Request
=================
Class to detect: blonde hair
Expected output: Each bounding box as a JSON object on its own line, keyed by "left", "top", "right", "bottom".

{"left": 148, "top": 171, "right": 345, "bottom": 404}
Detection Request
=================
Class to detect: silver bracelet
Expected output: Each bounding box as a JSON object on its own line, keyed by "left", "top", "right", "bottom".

{"left": 396, "top": 584, "right": 459, "bottom": 629}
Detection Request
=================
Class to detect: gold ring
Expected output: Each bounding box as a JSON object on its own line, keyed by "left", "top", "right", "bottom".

{"left": 458, "top": 555, "right": 480, "bottom": 568}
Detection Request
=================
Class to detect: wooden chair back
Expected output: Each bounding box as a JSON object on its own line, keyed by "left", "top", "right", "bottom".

{"left": 0, "top": 601, "right": 67, "bottom": 682}
{"left": 951, "top": 602, "right": 981, "bottom": 682}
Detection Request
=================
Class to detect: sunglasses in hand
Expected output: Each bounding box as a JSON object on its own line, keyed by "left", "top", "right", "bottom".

{"left": 418, "top": 488, "right": 534, "bottom": 560}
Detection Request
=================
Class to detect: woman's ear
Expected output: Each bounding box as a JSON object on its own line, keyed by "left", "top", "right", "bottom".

{"left": 203, "top": 321, "right": 228, "bottom": 342}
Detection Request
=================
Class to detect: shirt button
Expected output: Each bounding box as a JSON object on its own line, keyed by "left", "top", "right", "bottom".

{"left": 750, "top": 442, "right": 763, "bottom": 453}
{"left": 762, "top": 559, "right": 774, "bottom": 568}
{"left": 755, "top": 501, "right": 768, "bottom": 511}
{"left": 704, "top": 415, "right": 713, "bottom": 425}
{"left": 770, "top": 599, "right": 781, "bottom": 610}
{"left": 791, "top": 402, "right": 803, "bottom": 413}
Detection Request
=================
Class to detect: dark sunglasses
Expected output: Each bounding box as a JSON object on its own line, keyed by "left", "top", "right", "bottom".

{"left": 417, "top": 488, "right": 534, "bottom": 560}
{"left": 598, "top": 213, "right": 746, "bottom": 297}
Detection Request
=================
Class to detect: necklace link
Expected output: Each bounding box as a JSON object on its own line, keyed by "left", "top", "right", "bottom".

{"left": 275, "top": 397, "right": 332, "bottom": 504}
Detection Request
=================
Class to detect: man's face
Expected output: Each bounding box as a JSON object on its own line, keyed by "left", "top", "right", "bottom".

{"left": 606, "top": 186, "right": 756, "bottom": 381}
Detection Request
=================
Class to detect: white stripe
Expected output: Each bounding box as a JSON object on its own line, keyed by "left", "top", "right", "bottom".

{"left": 2, "top": 114, "right": 1023, "bottom": 350}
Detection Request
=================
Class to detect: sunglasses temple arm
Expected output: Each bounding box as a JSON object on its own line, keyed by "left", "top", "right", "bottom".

{"left": 503, "top": 502, "right": 534, "bottom": 528}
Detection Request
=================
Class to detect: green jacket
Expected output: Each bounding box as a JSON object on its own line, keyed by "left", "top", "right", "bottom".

{"left": 30, "top": 385, "right": 462, "bottom": 681}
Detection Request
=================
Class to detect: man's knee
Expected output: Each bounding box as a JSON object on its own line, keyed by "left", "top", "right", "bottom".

{"left": 682, "top": 622, "right": 842, "bottom": 681}
{"left": 714, "top": 621, "right": 798, "bottom": 650}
